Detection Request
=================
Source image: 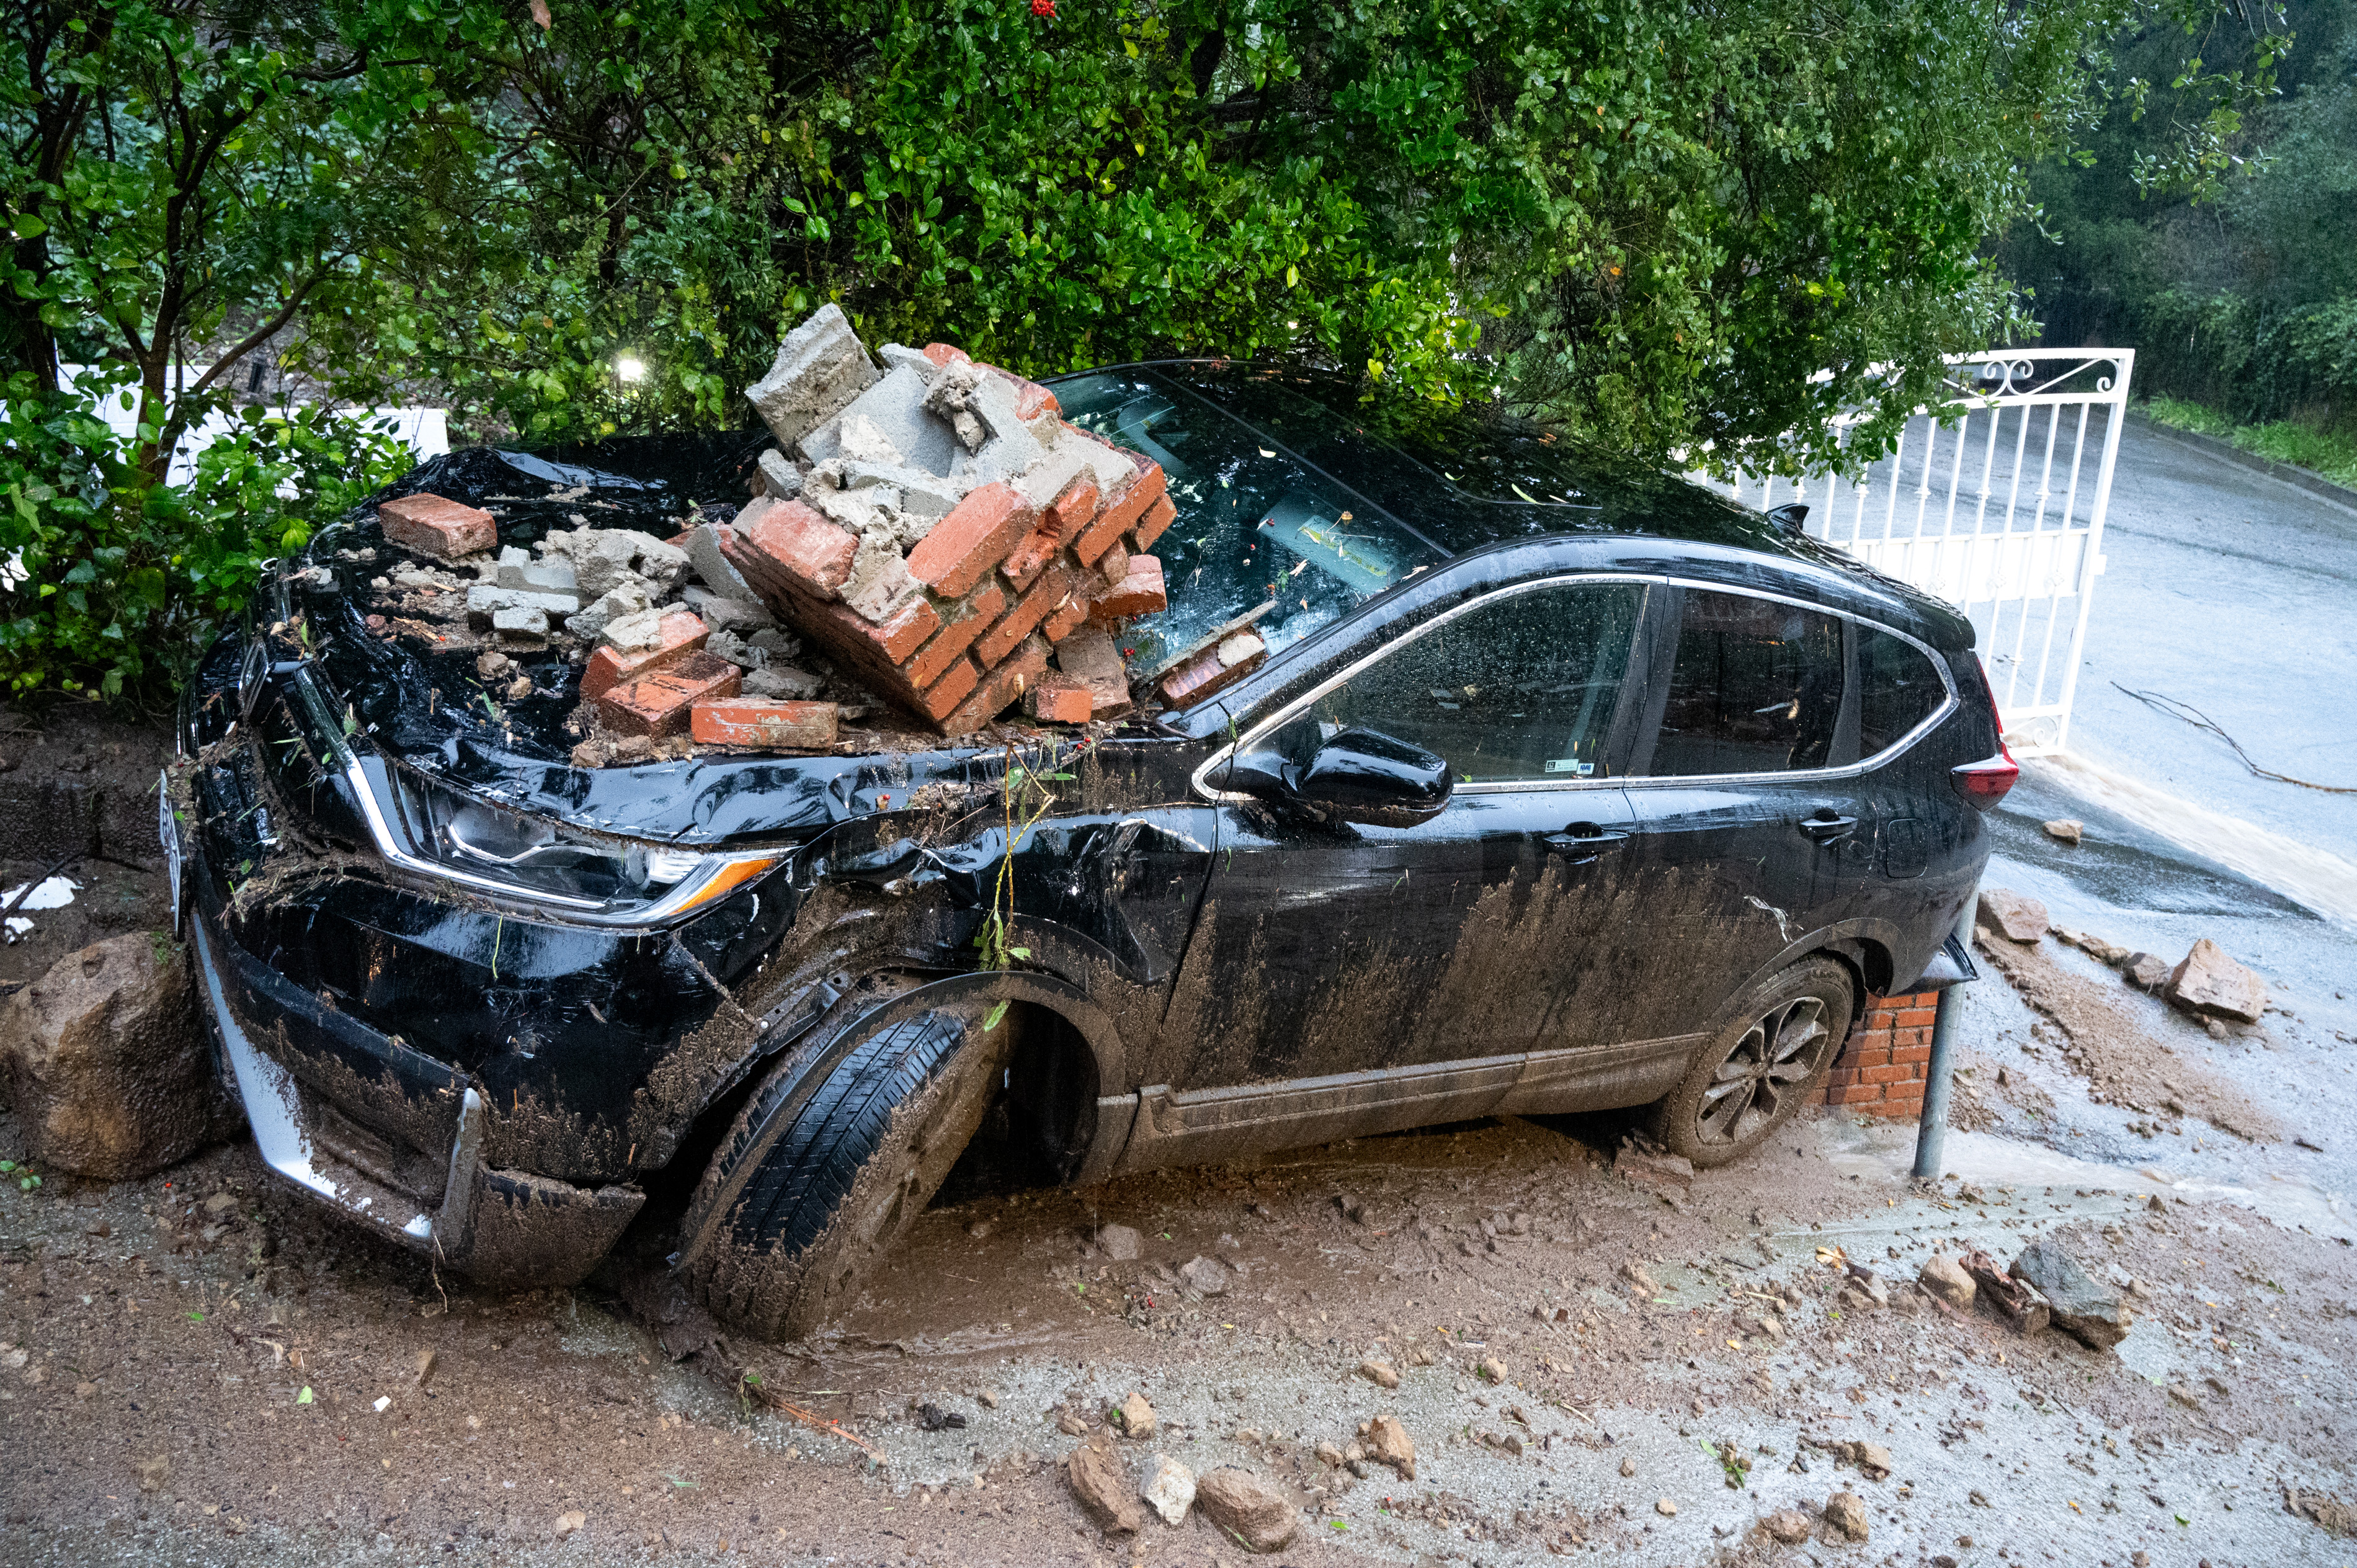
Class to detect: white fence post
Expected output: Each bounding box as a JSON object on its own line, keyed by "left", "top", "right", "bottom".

{"left": 1697, "top": 349, "right": 2134, "bottom": 755}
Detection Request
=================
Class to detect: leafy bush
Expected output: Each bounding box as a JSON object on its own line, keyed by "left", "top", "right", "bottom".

{"left": 0, "top": 374, "right": 411, "bottom": 703}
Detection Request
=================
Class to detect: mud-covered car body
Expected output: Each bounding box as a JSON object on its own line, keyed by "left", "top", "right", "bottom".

{"left": 176, "top": 363, "right": 1998, "bottom": 1289}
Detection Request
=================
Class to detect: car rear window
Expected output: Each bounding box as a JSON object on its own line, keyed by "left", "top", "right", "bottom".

{"left": 1856, "top": 624, "right": 1949, "bottom": 756}
{"left": 1647, "top": 589, "right": 1847, "bottom": 776}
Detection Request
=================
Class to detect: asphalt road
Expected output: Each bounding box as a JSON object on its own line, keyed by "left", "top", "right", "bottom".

{"left": 2066, "top": 418, "right": 2357, "bottom": 867}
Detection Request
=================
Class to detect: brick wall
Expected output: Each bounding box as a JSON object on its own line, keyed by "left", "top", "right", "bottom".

{"left": 1807, "top": 991, "right": 1940, "bottom": 1120}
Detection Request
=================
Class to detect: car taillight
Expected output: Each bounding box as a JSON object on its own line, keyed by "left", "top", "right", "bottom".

{"left": 1951, "top": 659, "right": 2018, "bottom": 810}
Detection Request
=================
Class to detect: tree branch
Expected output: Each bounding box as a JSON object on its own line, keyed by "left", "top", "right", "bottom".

{"left": 185, "top": 270, "right": 331, "bottom": 397}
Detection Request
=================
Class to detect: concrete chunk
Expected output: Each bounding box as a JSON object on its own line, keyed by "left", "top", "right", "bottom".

{"left": 747, "top": 303, "right": 878, "bottom": 448}
{"left": 798, "top": 365, "right": 959, "bottom": 476}
{"left": 878, "top": 342, "right": 939, "bottom": 381}
{"left": 682, "top": 522, "right": 759, "bottom": 603}
{"left": 679, "top": 588, "right": 774, "bottom": 631}
{"left": 491, "top": 604, "right": 548, "bottom": 641}
{"left": 755, "top": 448, "right": 803, "bottom": 499}
{"left": 466, "top": 585, "right": 580, "bottom": 627}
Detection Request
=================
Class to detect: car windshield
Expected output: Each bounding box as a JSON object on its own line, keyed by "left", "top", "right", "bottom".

{"left": 1055, "top": 370, "right": 1448, "bottom": 670}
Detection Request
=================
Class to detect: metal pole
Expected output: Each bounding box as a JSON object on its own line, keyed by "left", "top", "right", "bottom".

{"left": 1912, "top": 896, "right": 1981, "bottom": 1181}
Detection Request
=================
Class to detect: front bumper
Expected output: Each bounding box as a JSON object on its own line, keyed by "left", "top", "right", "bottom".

{"left": 189, "top": 910, "right": 645, "bottom": 1288}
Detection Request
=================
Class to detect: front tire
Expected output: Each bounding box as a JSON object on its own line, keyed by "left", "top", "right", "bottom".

{"left": 679, "top": 1000, "right": 1011, "bottom": 1340}
{"left": 1650, "top": 957, "right": 1855, "bottom": 1169}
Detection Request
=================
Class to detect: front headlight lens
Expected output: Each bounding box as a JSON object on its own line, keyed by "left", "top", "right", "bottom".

{"left": 348, "top": 755, "right": 777, "bottom": 925}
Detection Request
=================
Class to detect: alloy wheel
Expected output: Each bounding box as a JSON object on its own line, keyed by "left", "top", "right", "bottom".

{"left": 1695, "top": 996, "right": 1829, "bottom": 1146}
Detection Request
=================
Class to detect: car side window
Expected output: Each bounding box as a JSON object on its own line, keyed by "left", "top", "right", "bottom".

{"left": 1254, "top": 581, "right": 1646, "bottom": 783}
{"left": 1855, "top": 624, "right": 1948, "bottom": 756}
{"left": 1644, "top": 589, "right": 1847, "bottom": 776}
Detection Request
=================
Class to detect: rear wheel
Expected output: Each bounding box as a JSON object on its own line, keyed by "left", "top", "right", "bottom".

{"left": 679, "top": 998, "right": 1012, "bottom": 1340}
{"left": 1650, "top": 957, "right": 1855, "bottom": 1168}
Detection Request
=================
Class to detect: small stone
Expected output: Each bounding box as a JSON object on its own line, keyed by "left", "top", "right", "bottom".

{"left": 134, "top": 1455, "right": 169, "bottom": 1493}
{"left": 2123, "top": 952, "right": 2171, "bottom": 991}
{"left": 1113, "top": 1391, "right": 1156, "bottom": 1440}
{"left": 1918, "top": 1252, "right": 1976, "bottom": 1311}
{"left": 1140, "top": 1454, "right": 1195, "bottom": 1525}
{"left": 1655, "top": 1498, "right": 1677, "bottom": 1517}
{"left": 1364, "top": 1414, "right": 1415, "bottom": 1480}
{"left": 1357, "top": 1358, "right": 1400, "bottom": 1390}
{"left": 977, "top": 1387, "right": 998, "bottom": 1408}
{"left": 1097, "top": 1223, "right": 1144, "bottom": 1261}
{"left": 1066, "top": 1436, "right": 1143, "bottom": 1535}
{"left": 553, "top": 1511, "right": 586, "bottom": 1539}
{"left": 1477, "top": 1356, "right": 1508, "bottom": 1384}
{"left": 1620, "top": 1458, "right": 1637, "bottom": 1478}
{"left": 202, "top": 1192, "right": 238, "bottom": 1217}
{"left": 1969, "top": 1489, "right": 1990, "bottom": 1507}
{"left": 1177, "top": 1255, "right": 1231, "bottom": 1296}
{"left": 2012, "top": 1239, "right": 2129, "bottom": 1349}
{"left": 475, "top": 650, "right": 514, "bottom": 679}
{"left": 1824, "top": 1490, "right": 1869, "bottom": 1541}
{"left": 1847, "top": 1441, "right": 1892, "bottom": 1481}
{"left": 1057, "top": 1409, "right": 1091, "bottom": 1438}
{"left": 1193, "top": 1468, "right": 1297, "bottom": 1554}
{"left": 2206, "top": 1018, "right": 2229, "bottom": 1040}
{"left": 1763, "top": 1509, "right": 1812, "bottom": 1544}
{"left": 1977, "top": 887, "right": 2048, "bottom": 943}
{"left": 2044, "top": 818, "right": 2083, "bottom": 845}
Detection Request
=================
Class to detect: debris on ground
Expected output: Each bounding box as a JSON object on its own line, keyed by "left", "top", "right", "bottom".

{"left": 1065, "top": 1434, "right": 1143, "bottom": 1534}
{"left": 0, "top": 932, "right": 244, "bottom": 1178}
{"left": 1977, "top": 887, "right": 2049, "bottom": 944}
{"left": 1918, "top": 1251, "right": 1977, "bottom": 1310}
{"left": 2011, "top": 1239, "right": 2131, "bottom": 1349}
{"left": 1614, "top": 1134, "right": 1696, "bottom": 1198}
{"left": 1961, "top": 1249, "right": 2051, "bottom": 1334}
{"left": 1363, "top": 1413, "right": 1417, "bottom": 1479}
{"left": 1357, "top": 1358, "right": 1400, "bottom": 1389}
{"left": 1824, "top": 1489, "right": 1871, "bottom": 1541}
{"left": 2162, "top": 936, "right": 2268, "bottom": 1023}
{"left": 2044, "top": 818, "right": 2085, "bottom": 844}
{"left": 1194, "top": 1466, "right": 1298, "bottom": 1553}
{"left": 1112, "top": 1389, "right": 1156, "bottom": 1440}
{"left": 1140, "top": 1453, "right": 1195, "bottom": 1525}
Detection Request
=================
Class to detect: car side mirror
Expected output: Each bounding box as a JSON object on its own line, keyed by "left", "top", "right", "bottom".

{"left": 1224, "top": 727, "right": 1453, "bottom": 826}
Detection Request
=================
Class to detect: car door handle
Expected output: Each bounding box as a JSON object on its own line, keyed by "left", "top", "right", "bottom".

{"left": 1798, "top": 811, "right": 1858, "bottom": 842}
{"left": 1544, "top": 826, "right": 1628, "bottom": 860}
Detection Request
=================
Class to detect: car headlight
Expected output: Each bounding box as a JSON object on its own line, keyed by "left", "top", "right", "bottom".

{"left": 344, "top": 754, "right": 777, "bottom": 926}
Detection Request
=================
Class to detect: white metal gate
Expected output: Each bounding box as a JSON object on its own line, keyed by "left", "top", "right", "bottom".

{"left": 1702, "top": 347, "right": 2134, "bottom": 754}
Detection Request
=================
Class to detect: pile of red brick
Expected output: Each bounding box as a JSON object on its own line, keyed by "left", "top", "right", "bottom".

{"left": 1806, "top": 991, "right": 1940, "bottom": 1120}
{"left": 718, "top": 347, "right": 1174, "bottom": 736}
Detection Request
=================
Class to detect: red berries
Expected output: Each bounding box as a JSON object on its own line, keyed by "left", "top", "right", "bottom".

{"left": 1030, "top": 0, "right": 1056, "bottom": 15}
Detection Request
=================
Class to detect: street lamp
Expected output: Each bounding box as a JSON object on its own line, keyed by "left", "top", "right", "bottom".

{"left": 615, "top": 355, "right": 647, "bottom": 385}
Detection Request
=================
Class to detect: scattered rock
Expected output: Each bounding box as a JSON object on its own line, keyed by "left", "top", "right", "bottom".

{"left": 1824, "top": 1490, "right": 1870, "bottom": 1541}
{"left": 1057, "top": 1409, "right": 1091, "bottom": 1438}
{"left": 2283, "top": 1482, "right": 2357, "bottom": 1538}
{"left": 1735, "top": 1311, "right": 1784, "bottom": 1342}
{"left": 1141, "top": 1454, "right": 1195, "bottom": 1525}
{"left": 1840, "top": 1440, "right": 1893, "bottom": 1481}
{"left": 1357, "top": 1359, "right": 1400, "bottom": 1389}
{"left": 1066, "top": 1437, "right": 1143, "bottom": 1535}
{"left": 1919, "top": 1252, "right": 1977, "bottom": 1311}
{"left": 1195, "top": 1467, "right": 1298, "bottom": 1553}
{"left": 1618, "top": 1259, "right": 1662, "bottom": 1296}
{"left": 2044, "top": 819, "right": 2084, "bottom": 845}
{"left": 553, "top": 1511, "right": 586, "bottom": 1539}
{"left": 1969, "top": 1489, "right": 1990, "bottom": 1507}
{"left": 1113, "top": 1391, "right": 1156, "bottom": 1440}
{"left": 2122, "top": 952, "right": 2171, "bottom": 991}
{"left": 0, "top": 933, "right": 244, "bottom": 1180}
{"left": 2162, "top": 938, "right": 2267, "bottom": 1024}
{"left": 916, "top": 1402, "right": 966, "bottom": 1432}
{"left": 1655, "top": 1497, "right": 1678, "bottom": 1517}
{"left": 1477, "top": 1356, "right": 1508, "bottom": 1384}
{"left": 1977, "top": 887, "right": 2048, "bottom": 944}
{"left": 1096, "top": 1223, "right": 1144, "bottom": 1261}
{"left": 133, "top": 1455, "right": 169, "bottom": 1494}
{"left": 1961, "top": 1249, "right": 2051, "bottom": 1334}
{"left": 977, "top": 1388, "right": 999, "bottom": 1409}
{"left": 1764, "top": 1509, "right": 1813, "bottom": 1544}
{"left": 2011, "top": 1240, "right": 2130, "bottom": 1350}
{"left": 1620, "top": 1458, "right": 1637, "bottom": 1478}
{"left": 1177, "top": 1255, "right": 1231, "bottom": 1296}
{"left": 1363, "top": 1414, "right": 1416, "bottom": 1480}
{"left": 2206, "top": 1018, "right": 2230, "bottom": 1040}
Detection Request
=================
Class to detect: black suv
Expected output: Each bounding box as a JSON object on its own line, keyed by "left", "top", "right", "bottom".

{"left": 176, "top": 362, "right": 2007, "bottom": 1338}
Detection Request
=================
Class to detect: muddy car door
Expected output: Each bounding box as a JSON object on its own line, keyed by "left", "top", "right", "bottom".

{"left": 1119, "top": 575, "right": 1654, "bottom": 1168}
{"left": 1615, "top": 582, "right": 1865, "bottom": 1043}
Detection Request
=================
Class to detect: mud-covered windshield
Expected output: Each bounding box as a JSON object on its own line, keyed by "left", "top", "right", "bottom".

{"left": 1055, "top": 371, "right": 1447, "bottom": 669}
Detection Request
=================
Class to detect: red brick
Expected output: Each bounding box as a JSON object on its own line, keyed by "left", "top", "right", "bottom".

{"left": 1894, "top": 1006, "right": 1938, "bottom": 1028}
{"left": 938, "top": 635, "right": 1051, "bottom": 736}
{"left": 690, "top": 699, "right": 838, "bottom": 751}
{"left": 841, "top": 594, "right": 941, "bottom": 665}
{"left": 1861, "top": 1063, "right": 1912, "bottom": 1085}
{"left": 598, "top": 653, "right": 740, "bottom": 737}
{"left": 1826, "top": 1083, "right": 1884, "bottom": 1106}
{"left": 974, "top": 566, "right": 1075, "bottom": 669}
{"left": 581, "top": 610, "right": 710, "bottom": 700}
{"left": 380, "top": 492, "right": 497, "bottom": 559}
{"left": 728, "top": 499, "right": 857, "bottom": 600}
{"left": 1900, "top": 990, "right": 1940, "bottom": 1007}
{"left": 1041, "top": 477, "right": 1100, "bottom": 542}
{"left": 1894, "top": 1025, "right": 1931, "bottom": 1048}
{"left": 906, "top": 483, "right": 1035, "bottom": 598}
{"left": 1892, "top": 1043, "right": 1933, "bottom": 1066}
{"left": 1072, "top": 463, "right": 1166, "bottom": 564}
{"left": 1097, "top": 539, "right": 1130, "bottom": 589}
{"left": 1025, "top": 677, "right": 1093, "bottom": 725}
{"left": 1042, "top": 595, "right": 1089, "bottom": 643}
{"left": 1845, "top": 1046, "right": 1891, "bottom": 1071}
{"left": 975, "top": 362, "right": 1061, "bottom": 427}
{"left": 916, "top": 655, "right": 981, "bottom": 721}
{"left": 1129, "top": 492, "right": 1176, "bottom": 552}
{"left": 1159, "top": 629, "right": 1266, "bottom": 708}
{"left": 1824, "top": 1067, "right": 1864, "bottom": 1089}
{"left": 906, "top": 582, "right": 1007, "bottom": 691}
{"left": 1845, "top": 1028, "right": 1892, "bottom": 1057}
{"left": 922, "top": 342, "right": 971, "bottom": 370}
{"left": 997, "top": 525, "right": 1063, "bottom": 594}
{"left": 1086, "top": 554, "right": 1165, "bottom": 626}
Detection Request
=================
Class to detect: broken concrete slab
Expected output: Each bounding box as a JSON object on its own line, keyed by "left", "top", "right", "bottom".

{"left": 797, "top": 364, "right": 959, "bottom": 476}
{"left": 496, "top": 546, "right": 578, "bottom": 595}
{"left": 466, "top": 586, "right": 580, "bottom": 628}
{"left": 682, "top": 523, "right": 760, "bottom": 605}
{"left": 679, "top": 588, "right": 773, "bottom": 632}
{"left": 2162, "top": 937, "right": 2266, "bottom": 1024}
{"left": 565, "top": 582, "right": 651, "bottom": 641}
{"left": 1976, "top": 887, "right": 2049, "bottom": 944}
{"left": 491, "top": 604, "right": 548, "bottom": 642}
{"left": 755, "top": 448, "right": 803, "bottom": 499}
{"left": 746, "top": 302, "right": 878, "bottom": 449}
